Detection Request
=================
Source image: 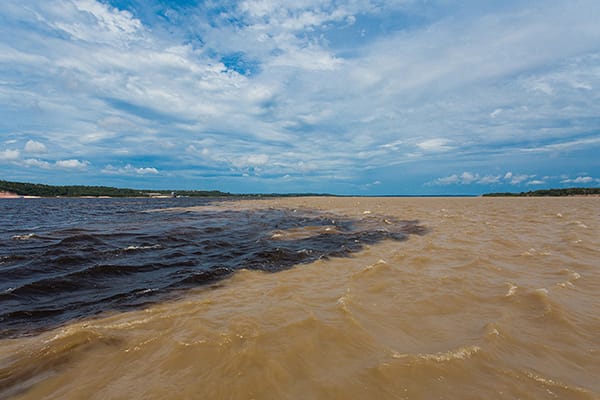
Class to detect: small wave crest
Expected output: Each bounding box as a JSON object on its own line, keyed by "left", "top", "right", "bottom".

{"left": 11, "top": 233, "right": 37, "bottom": 240}
{"left": 518, "top": 370, "right": 595, "bottom": 398}
{"left": 351, "top": 259, "right": 391, "bottom": 279}
{"left": 505, "top": 283, "right": 518, "bottom": 297}
{"left": 123, "top": 244, "right": 163, "bottom": 251}
{"left": 391, "top": 345, "right": 482, "bottom": 363}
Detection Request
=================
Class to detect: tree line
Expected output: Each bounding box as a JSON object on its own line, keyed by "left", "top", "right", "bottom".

{"left": 483, "top": 187, "right": 600, "bottom": 197}
{"left": 0, "top": 180, "right": 230, "bottom": 197}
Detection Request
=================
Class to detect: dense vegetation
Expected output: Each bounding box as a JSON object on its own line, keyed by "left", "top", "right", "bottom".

{"left": 0, "top": 180, "right": 332, "bottom": 198}
{"left": 483, "top": 187, "right": 600, "bottom": 197}
{"left": 0, "top": 180, "right": 230, "bottom": 197}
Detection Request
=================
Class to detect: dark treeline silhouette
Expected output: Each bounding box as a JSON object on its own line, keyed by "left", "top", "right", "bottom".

{"left": 483, "top": 187, "right": 600, "bottom": 197}
{"left": 0, "top": 180, "right": 331, "bottom": 198}
{"left": 0, "top": 180, "right": 229, "bottom": 197}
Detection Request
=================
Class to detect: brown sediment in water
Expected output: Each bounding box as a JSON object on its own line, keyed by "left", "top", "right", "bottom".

{"left": 1, "top": 197, "right": 599, "bottom": 399}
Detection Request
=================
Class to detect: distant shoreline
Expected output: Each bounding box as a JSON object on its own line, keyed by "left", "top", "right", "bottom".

{"left": 2, "top": 179, "right": 599, "bottom": 198}
{"left": 0, "top": 180, "right": 331, "bottom": 199}
{"left": 482, "top": 188, "right": 600, "bottom": 197}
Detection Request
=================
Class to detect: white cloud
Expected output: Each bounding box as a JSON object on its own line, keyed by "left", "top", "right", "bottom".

{"left": 431, "top": 171, "right": 536, "bottom": 186}
{"left": 50, "top": 0, "right": 143, "bottom": 44}
{"left": 430, "top": 172, "right": 481, "bottom": 185}
{"left": 268, "top": 45, "right": 343, "bottom": 71}
{"left": 22, "top": 158, "right": 51, "bottom": 169}
{"left": 0, "top": 149, "right": 20, "bottom": 161}
{"left": 478, "top": 175, "right": 501, "bottom": 184}
{"left": 379, "top": 140, "right": 403, "bottom": 151}
{"left": 459, "top": 172, "right": 478, "bottom": 184}
{"left": 527, "top": 180, "right": 546, "bottom": 185}
{"left": 522, "top": 137, "right": 600, "bottom": 153}
{"left": 237, "top": 0, "right": 359, "bottom": 32}
{"left": 503, "top": 171, "right": 534, "bottom": 185}
{"left": 101, "top": 164, "right": 159, "bottom": 175}
{"left": 20, "top": 158, "right": 89, "bottom": 170}
{"left": 232, "top": 154, "right": 270, "bottom": 168}
{"left": 24, "top": 140, "right": 47, "bottom": 153}
{"left": 433, "top": 174, "right": 460, "bottom": 185}
{"left": 416, "top": 138, "right": 453, "bottom": 152}
{"left": 490, "top": 108, "right": 503, "bottom": 118}
{"left": 55, "top": 159, "right": 90, "bottom": 169}
{"left": 561, "top": 176, "right": 595, "bottom": 184}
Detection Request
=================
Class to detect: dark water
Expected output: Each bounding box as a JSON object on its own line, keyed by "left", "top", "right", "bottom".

{"left": 0, "top": 198, "right": 425, "bottom": 338}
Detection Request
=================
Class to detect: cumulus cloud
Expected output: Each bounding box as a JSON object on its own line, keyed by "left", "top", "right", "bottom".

{"left": 478, "top": 175, "right": 501, "bottom": 184}
{"left": 55, "top": 159, "right": 90, "bottom": 170}
{"left": 22, "top": 158, "right": 51, "bottom": 169}
{"left": 431, "top": 171, "right": 536, "bottom": 186}
{"left": 0, "top": 149, "right": 20, "bottom": 161}
{"left": 21, "top": 158, "right": 89, "bottom": 170}
{"left": 24, "top": 140, "right": 47, "bottom": 154}
{"left": 430, "top": 171, "right": 600, "bottom": 188}
{"left": 101, "top": 164, "right": 159, "bottom": 176}
{"left": 560, "top": 176, "right": 596, "bottom": 184}
{"left": 430, "top": 172, "right": 485, "bottom": 185}
{"left": 432, "top": 174, "right": 460, "bottom": 185}
{"left": 503, "top": 172, "right": 535, "bottom": 185}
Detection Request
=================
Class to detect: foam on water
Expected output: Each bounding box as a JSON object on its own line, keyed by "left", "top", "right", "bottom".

{"left": 123, "top": 244, "right": 163, "bottom": 251}
{"left": 391, "top": 345, "right": 482, "bottom": 363}
{"left": 10, "top": 234, "right": 36, "bottom": 241}
{"left": 506, "top": 283, "right": 518, "bottom": 297}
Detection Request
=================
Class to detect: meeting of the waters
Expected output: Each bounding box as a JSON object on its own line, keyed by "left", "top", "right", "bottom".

{"left": 0, "top": 197, "right": 425, "bottom": 338}
{"left": 1, "top": 196, "right": 599, "bottom": 399}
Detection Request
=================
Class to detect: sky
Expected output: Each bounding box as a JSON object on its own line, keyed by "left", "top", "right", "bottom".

{"left": 1, "top": 0, "right": 599, "bottom": 195}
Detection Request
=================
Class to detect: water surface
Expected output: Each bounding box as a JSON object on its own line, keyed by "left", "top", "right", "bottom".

{"left": 1, "top": 197, "right": 599, "bottom": 399}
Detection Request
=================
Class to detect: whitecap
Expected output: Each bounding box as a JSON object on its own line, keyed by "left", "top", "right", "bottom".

{"left": 522, "top": 370, "right": 592, "bottom": 395}
{"left": 556, "top": 282, "right": 575, "bottom": 289}
{"left": 567, "top": 220, "right": 588, "bottom": 228}
{"left": 392, "top": 345, "right": 482, "bottom": 362}
{"left": 522, "top": 248, "right": 551, "bottom": 256}
{"left": 505, "top": 283, "right": 518, "bottom": 297}
{"left": 11, "top": 233, "right": 36, "bottom": 240}
{"left": 136, "top": 288, "right": 156, "bottom": 294}
{"left": 123, "top": 244, "right": 162, "bottom": 251}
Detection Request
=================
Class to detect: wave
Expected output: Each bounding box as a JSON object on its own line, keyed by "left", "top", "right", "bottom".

{"left": 10, "top": 233, "right": 37, "bottom": 241}
{"left": 390, "top": 344, "right": 482, "bottom": 363}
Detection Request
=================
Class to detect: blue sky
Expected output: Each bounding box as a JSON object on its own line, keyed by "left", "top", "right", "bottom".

{"left": 1, "top": 0, "right": 599, "bottom": 195}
